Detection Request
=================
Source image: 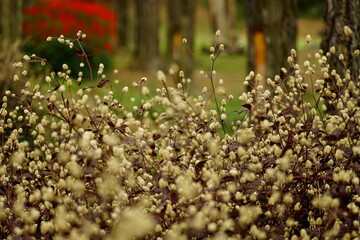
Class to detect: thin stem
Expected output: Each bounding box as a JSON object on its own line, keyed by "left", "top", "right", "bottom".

{"left": 209, "top": 58, "right": 226, "bottom": 134}
{"left": 76, "top": 38, "right": 94, "bottom": 86}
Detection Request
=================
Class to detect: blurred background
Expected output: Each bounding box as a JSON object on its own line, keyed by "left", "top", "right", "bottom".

{"left": 0, "top": 0, "right": 326, "bottom": 96}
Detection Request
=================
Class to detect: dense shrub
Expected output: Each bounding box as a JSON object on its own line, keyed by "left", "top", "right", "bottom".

{"left": 1, "top": 32, "right": 360, "bottom": 239}
{"left": 23, "top": 0, "right": 117, "bottom": 78}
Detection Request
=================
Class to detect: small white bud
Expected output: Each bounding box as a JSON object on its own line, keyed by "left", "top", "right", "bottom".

{"left": 305, "top": 34, "right": 312, "bottom": 43}
{"left": 157, "top": 70, "right": 166, "bottom": 83}
{"left": 59, "top": 85, "right": 66, "bottom": 92}
{"left": 343, "top": 26, "right": 353, "bottom": 36}
{"left": 330, "top": 46, "right": 335, "bottom": 54}
{"left": 23, "top": 55, "right": 31, "bottom": 61}
{"left": 122, "top": 86, "right": 129, "bottom": 93}
{"left": 142, "top": 103, "right": 151, "bottom": 110}
{"left": 13, "top": 74, "right": 19, "bottom": 82}
{"left": 287, "top": 56, "right": 294, "bottom": 64}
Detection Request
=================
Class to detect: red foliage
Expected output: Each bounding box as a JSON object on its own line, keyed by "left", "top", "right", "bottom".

{"left": 23, "top": 0, "right": 117, "bottom": 54}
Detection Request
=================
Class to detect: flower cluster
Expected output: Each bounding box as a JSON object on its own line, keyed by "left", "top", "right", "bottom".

{"left": 23, "top": 0, "right": 117, "bottom": 53}
{"left": 1, "top": 33, "right": 360, "bottom": 239}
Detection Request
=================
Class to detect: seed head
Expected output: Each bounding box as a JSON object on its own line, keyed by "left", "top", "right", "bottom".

{"left": 305, "top": 34, "right": 312, "bottom": 43}
{"left": 343, "top": 25, "right": 353, "bottom": 36}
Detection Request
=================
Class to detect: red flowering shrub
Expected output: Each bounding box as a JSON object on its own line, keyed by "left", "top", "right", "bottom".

{"left": 24, "top": 0, "right": 117, "bottom": 53}
{"left": 23, "top": 0, "right": 117, "bottom": 78}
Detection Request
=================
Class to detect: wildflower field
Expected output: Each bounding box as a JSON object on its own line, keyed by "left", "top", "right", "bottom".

{"left": 1, "top": 24, "right": 360, "bottom": 240}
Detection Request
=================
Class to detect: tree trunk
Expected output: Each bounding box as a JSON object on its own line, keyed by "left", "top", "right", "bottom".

{"left": 208, "top": 0, "right": 238, "bottom": 52}
{"left": 320, "top": 0, "right": 360, "bottom": 83}
{"left": 167, "top": 0, "right": 196, "bottom": 79}
{"left": 227, "top": 0, "right": 237, "bottom": 51}
{"left": 167, "top": 0, "right": 182, "bottom": 62}
{"left": 126, "top": 0, "right": 137, "bottom": 54}
{"left": 134, "top": 0, "right": 160, "bottom": 71}
{"left": 113, "top": 0, "right": 128, "bottom": 48}
{"left": 180, "top": 0, "right": 195, "bottom": 78}
{"left": 1, "top": 0, "right": 11, "bottom": 42}
{"left": 209, "top": 0, "right": 227, "bottom": 43}
{"left": 15, "top": 0, "right": 23, "bottom": 41}
{"left": 246, "top": 0, "right": 297, "bottom": 85}
{"left": 0, "top": 0, "right": 23, "bottom": 43}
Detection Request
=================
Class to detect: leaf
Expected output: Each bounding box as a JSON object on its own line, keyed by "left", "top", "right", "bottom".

{"left": 258, "top": 115, "right": 271, "bottom": 121}
{"left": 272, "top": 121, "right": 280, "bottom": 130}
{"left": 73, "top": 50, "right": 84, "bottom": 56}
{"left": 225, "top": 111, "right": 236, "bottom": 116}
{"left": 97, "top": 79, "right": 110, "bottom": 88}
{"left": 169, "top": 190, "right": 179, "bottom": 204}
{"left": 279, "top": 107, "right": 292, "bottom": 116}
{"left": 52, "top": 83, "right": 60, "bottom": 91}
{"left": 153, "top": 133, "right": 161, "bottom": 141}
{"left": 324, "top": 128, "right": 345, "bottom": 141}
{"left": 324, "top": 77, "right": 332, "bottom": 84}
{"left": 242, "top": 103, "right": 252, "bottom": 111}
{"left": 304, "top": 115, "right": 314, "bottom": 129}
{"left": 239, "top": 109, "right": 250, "bottom": 115}
{"left": 108, "top": 121, "right": 115, "bottom": 128}
{"left": 47, "top": 103, "right": 54, "bottom": 112}
{"left": 195, "top": 160, "right": 207, "bottom": 178}
{"left": 149, "top": 143, "right": 156, "bottom": 150}
{"left": 280, "top": 69, "right": 286, "bottom": 80}
{"left": 221, "top": 175, "right": 236, "bottom": 184}
{"left": 115, "top": 124, "right": 127, "bottom": 134}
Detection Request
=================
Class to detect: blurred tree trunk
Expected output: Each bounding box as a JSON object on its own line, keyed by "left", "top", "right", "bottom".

{"left": 0, "top": 0, "right": 23, "bottom": 43}
{"left": 227, "top": 0, "right": 237, "bottom": 52}
{"left": 320, "top": 0, "right": 360, "bottom": 83}
{"left": 246, "top": 0, "right": 297, "bottom": 86}
{"left": 167, "top": 0, "right": 182, "bottom": 67}
{"left": 134, "top": 0, "right": 160, "bottom": 71}
{"left": 209, "top": 0, "right": 227, "bottom": 41}
{"left": 167, "top": 0, "right": 196, "bottom": 79}
{"left": 0, "top": 0, "right": 24, "bottom": 104}
{"left": 113, "top": 0, "right": 128, "bottom": 48}
{"left": 208, "top": 0, "right": 237, "bottom": 52}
